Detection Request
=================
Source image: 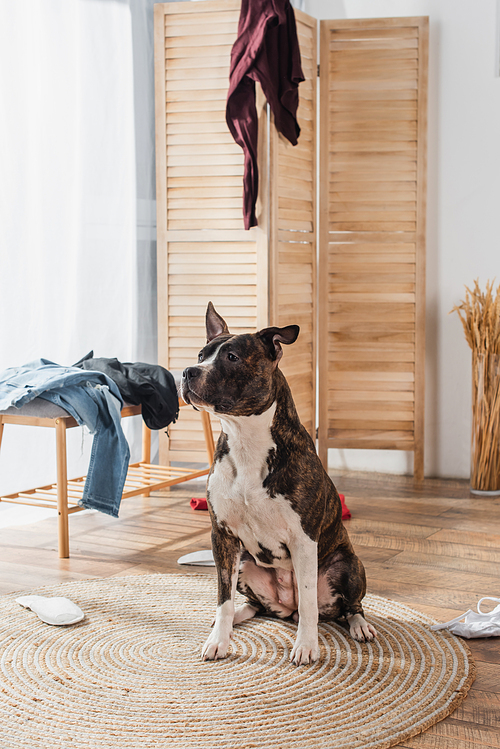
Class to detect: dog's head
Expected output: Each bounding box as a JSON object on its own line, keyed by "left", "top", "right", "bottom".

{"left": 180, "top": 302, "right": 299, "bottom": 416}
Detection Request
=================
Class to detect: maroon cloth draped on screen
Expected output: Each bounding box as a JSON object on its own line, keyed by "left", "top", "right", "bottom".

{"left": 226, "top": 0, "right": 305, "bottom": 229}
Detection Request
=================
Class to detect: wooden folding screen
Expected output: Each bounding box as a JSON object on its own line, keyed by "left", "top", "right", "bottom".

{"left": 317, "top": 18, "right": 428, "bottom": 480}
{"left": 154, "top": 1, "right": 317, "bottom": 463}
{"left": 155, "top": 5, "right": 427, "bottom": 477}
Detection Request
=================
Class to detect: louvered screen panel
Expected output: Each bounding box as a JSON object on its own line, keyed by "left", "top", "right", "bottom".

{"left": 271, "top": 9, "right": 317, "bottom": 438}
{"left": 163, "top": 4, "right": 243, "bottom": 231}
{"left": 155, "top": 0, "right": 254, "bottom": 464}
{"left": 318, "top": 18, "right": 428, "bottom": 479}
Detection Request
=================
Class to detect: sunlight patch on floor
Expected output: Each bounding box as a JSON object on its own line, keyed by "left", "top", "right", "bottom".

{"left": 0, "top": 504, "right": 95, "bottom": 529}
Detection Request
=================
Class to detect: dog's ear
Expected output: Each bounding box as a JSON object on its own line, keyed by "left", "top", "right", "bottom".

{"left": 257, "top": 325, "right": 300, "bottom": 365}
{"left": 206, "top": 302, "right": 230, "bottom": 343}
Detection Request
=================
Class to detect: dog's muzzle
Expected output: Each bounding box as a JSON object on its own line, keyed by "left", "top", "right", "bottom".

{"left": 181, "top": 366, "right": 202, "bottom": 406}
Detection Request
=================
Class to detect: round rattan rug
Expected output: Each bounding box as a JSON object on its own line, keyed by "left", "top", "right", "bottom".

{"left": 0, "top": 573, "right": 474, "bottom": 749}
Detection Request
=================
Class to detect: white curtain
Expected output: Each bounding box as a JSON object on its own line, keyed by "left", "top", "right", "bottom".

{"left": 0, "top": 0, "right": 139, "bottom": 499}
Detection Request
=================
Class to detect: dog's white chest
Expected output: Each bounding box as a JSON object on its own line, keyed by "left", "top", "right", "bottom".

{"left": 208, "top": 406, "right": 276, "bottom": 519}
{"left": 207, "top": 405, "right": 300, "bottom": 566}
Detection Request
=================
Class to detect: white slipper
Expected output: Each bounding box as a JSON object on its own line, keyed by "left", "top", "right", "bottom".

{"left": 177, "top": 550, "right": 215, "bottom": 566}
{"left": 16, "top": 595, "right": 85, "bottom": 626}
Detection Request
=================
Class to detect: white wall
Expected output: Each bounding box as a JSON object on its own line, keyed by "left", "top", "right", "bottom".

{"left": 306, "top": 0, "right": 500, "bottom": 479}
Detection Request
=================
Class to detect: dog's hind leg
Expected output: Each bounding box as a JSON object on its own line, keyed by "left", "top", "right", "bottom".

{"left": 347, "top": 612, "right": 377, "bottom": 642}
{"left": 322, "top": 547, "right": 377, "bottom": 642}
{"left": 233, "top": 603, "right": 258, "bottom": 625}
{"left": 342, "top": 557, "right": 377, "bottom": 642}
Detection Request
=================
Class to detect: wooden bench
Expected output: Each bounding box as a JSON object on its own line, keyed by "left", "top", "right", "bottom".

{"left": 0, "top": 397, "right": 214, "bottom": 558}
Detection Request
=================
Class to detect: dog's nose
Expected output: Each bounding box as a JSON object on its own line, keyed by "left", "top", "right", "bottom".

{"left": 183, "top": 366, "right": 201, "bottom": 381}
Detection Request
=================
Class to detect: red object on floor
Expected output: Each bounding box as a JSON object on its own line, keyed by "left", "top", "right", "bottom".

{"left": 191, "top": 495, "right": 351, "bottom": 518}
{"left": 190, "top": 497, "right": 208, "bottom": 511}
{"left": 339, "top": 493, "right": 351, "bottom": 520}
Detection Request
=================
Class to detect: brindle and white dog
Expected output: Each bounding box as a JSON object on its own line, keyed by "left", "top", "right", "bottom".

{"left": 181, "top": 303, "right": 377, "bottom": 665}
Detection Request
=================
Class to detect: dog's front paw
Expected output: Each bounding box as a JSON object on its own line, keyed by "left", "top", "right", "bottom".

{"left": 290, "top": 636, "right": 319, "bottom": 666}
{"left": 201, "top": 631, "right": 231, "bottom": 661}
{"left": 348, "top": 613, "right": 377, "bottom": 642}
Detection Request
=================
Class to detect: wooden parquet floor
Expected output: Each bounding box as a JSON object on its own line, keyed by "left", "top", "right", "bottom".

{"left": 1, "top": 471, "right": 499, "bottom": 748}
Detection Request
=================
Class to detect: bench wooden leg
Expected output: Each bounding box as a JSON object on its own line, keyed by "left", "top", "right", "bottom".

{"left": 142, "top": 423, "right": 151, "bottom": 464}
{"left": 141, "top": 423, "right": 152, "bottom": 497}
{"left": 55, "top": 418, "right": 70, "bottom": 558}
{"left": 200, "top": 410, "right": 215, "bottom": 465}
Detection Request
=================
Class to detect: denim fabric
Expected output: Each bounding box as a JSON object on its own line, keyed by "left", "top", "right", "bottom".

{"left": 0, "top": 359, "right": 130, "bottom": 517}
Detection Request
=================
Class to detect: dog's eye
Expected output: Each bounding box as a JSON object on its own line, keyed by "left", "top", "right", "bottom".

{"left": 227, "top": 352, "right": 239, "bottom": 363}
{"left": 197, "top": 353, "right": 203, "bottom": 363}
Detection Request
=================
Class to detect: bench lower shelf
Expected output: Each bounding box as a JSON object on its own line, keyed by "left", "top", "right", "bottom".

{"left": 0, "top": 462, "right": 209, "bottom": 511}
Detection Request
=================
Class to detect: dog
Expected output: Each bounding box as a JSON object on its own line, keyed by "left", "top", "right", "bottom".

{"left": 181, "top": 302, "right": 377, "bottom": 665}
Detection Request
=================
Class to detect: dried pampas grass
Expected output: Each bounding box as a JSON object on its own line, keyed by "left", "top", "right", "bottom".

{"left": 451, "top": 279, "right": 500, "bottom": 355}
{"left": 451, "top": 280, "right": 500, "bottom": 492}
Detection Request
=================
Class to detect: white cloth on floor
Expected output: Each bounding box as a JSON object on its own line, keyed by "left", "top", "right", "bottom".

{"left": 430, "top": 597, "right": 500, "bottom": 638}
{"left": 177, "top": 550, "right": 215, "bottom": 566}
{"left": 16, "top": 595, "right": 84, "bottom": 625}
